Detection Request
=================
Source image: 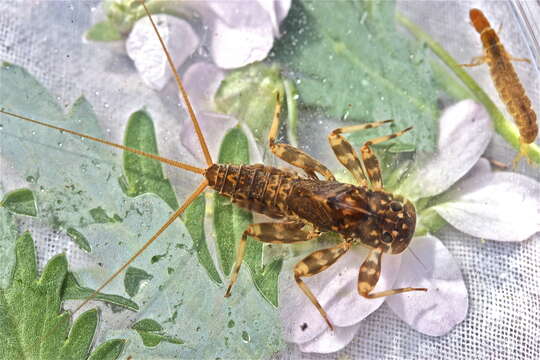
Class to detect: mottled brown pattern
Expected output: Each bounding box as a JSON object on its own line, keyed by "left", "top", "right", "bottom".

{"left": 0, "top": 4, "right": 426, "bottom": 334}
{"left": 216, "top": 111, "right": 423, "bottom": 329}
{"left": 269, "top": 95, "right": 336, "bottom": 181}
{"left": 328, "top": 131, "right": 368, "bottom": 185}
{"left": 224, "top": 221, "right": 316, "bottom": 297}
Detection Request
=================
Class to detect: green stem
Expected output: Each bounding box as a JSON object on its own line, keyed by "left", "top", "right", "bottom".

{"left": 283, "top": 79, "right": 299, "bottom": 148}
{"left": 415, "top": 208, "right": 447, "bottom": 237}
{"left": 397, "top": 13, "right": 540, "bottom": 164}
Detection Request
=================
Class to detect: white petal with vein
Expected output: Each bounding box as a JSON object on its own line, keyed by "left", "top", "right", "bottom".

{"left": 399, "top": 100, "right": 492, "bottom": 200}
{"left": 207, "top": 2, "right": 275, "bottom": 69}
{"left": 126, "top": 15, "right": 199, "bottom": 90}
{"left": 386, "top": 235, "right": 468, "bottom": 336}
{"left": 279, "top": 247, "right": 400, "bottom": 344}
{"left": 433, "top": 160, "right": 540, "bottom": 241}
{"left": 298, "top": 322, "right": 362, "bottom": 354}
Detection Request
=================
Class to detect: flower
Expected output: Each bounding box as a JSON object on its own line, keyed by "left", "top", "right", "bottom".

{"left": 123, "top": 0, "right": 291, "bottom": 90}
{"left": 278, "top": 99, "right": 540, "bottom": 353}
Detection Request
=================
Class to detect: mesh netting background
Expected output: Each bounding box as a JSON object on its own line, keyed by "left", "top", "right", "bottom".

{"left": 1, "top": 1, "right": 539, "bottom": 359}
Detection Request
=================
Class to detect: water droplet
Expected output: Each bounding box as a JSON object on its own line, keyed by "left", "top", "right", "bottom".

{"left": 57, "top": 142, "right": 63, "bottom": 147}
{"left": 227, "top": 320, "right": 235, "bottom": 328}
{"left": 241, "top": 331, "right": 250, "bottom": 343}
{"left": 0, "top": 124, "right": 3, "bottom": 130}
{"left": 26, "top": 176, "right": 36, "bottom": 183}
{"left": 293, "top": 94, "right": 299, "bottom": 100}
{"left": 296, "top": 79, "right": 302, "bottom": 85}
{"left": 31, "top": 130, "right": 36, "bottom": 136}
{"left": 95, "top": 91, "right": 100, "bottom": 96}
{"left": 104, "top": 103, "right": 110, "bottom": 109}
{"left": 380, "top": 96, "right": 385, "bottom": 101}
{"left": 342, "top": 111, "right": 350, "bottom": 121}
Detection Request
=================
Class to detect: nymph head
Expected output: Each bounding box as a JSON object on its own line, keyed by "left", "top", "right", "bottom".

{"left": 333, "top": 187, "right": 416, "bottom": 254}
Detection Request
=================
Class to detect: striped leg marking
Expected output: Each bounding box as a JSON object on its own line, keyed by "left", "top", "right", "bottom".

{"left": 358, "top": 248, "right": 426, "bottom": 299}
{"left": 224, "top": 222, "right": 318, "bottom": 298}
{"left": 358, "top": 126, "right": 412, "bottom": 189}
{"left": 328, "top": 120, "right": 393, "bottom": 186}
{"left": 294, "top": 242, "right": 352, "bottom": 330}
{"left": 269, "top": 95, "right": 335, "bottom": 181}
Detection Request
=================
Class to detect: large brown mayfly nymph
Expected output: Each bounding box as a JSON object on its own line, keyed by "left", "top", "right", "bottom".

{"left": 0, "top": 2, "right": 426, "bottom": 331}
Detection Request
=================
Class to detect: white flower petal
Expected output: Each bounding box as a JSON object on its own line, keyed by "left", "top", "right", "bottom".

{"left": 180, "top": 63, "right": 263, "bottom": 165}
{"left": 183, "top": 62, "right": 225, "bottom": 110}
{"left": 432, "top": 160, "right": 540, "bottom": 241}
{"left": 207, "top": 2, "right": 275, "bottom": 69}
{"left": 274, "top": 0, "right": 292, "bottom": 25}
{"left": 399, "top": 100, "right": 492, "bottom": 201}
{"left": 126, "top": 15, "right": 199, "bottom": 90}
{"left": 179, "top": 62, "right": 232, "bottom": 161}
{"left": 327, "top": 250, "right": 401, "bottom": 328}
{"left": 298, "top": 323, "right": 362, "bottom": 354}
{"left": 279, "top": 247, "right": 401, "bottom": 344}
{"left": 386, "top": 235, "right": 468, "bottom": 336}
{"left": 255, "top": 0, "right": 292, "bottom": 36}
{"left": 180, "top": 111, "right": 237, "bottom": 162}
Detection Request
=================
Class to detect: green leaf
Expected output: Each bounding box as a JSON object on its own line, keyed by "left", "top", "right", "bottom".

{"left": 66, "top": 227, "right": 91, "bottom": 252}
{"left": 89, "top": 207, "right": 122, "bottom": 223}
{"left": 0, "top": 232, "right": 124, "bottom": 359}
{"left": 124, "top": 266, "right": 154, "bottom": 297}
{"left": 215, "top": 63, "right": 285, "bottom": 143}
{"left": 85, "top": 20, "right": 123, "bottom": 42}
{"left": 273, "top": 0, "right": 439, "bottom": 152}
{"left": 0, "top": 208, "right": 18, "bottom": 288}
{"left": 214, "top": 127, "right": 283, "bottom": 306}
{"left": 123, "top": 109, "right": 221, "bottom": 284}
{"left": 132, "top": 318, "right": 184, "bottom": 347}
{"left": 92, "top": 0, "right": 191, "bottom": 37}
{"left": 88, "top": 340, "right": 127, "bottom": 360}
{"left": 63, "top": 272, "right": 139, "bottom": 312}
{"left": 122, "top": 110, "right": 179, "bottom": 210}
{"left": 1, "top": 188, "right": 37, "bottom": 216}
{"left": 1, "top": 62, "right": 284, "bottom": 358}
{"left": 182, "top": 195, "right": 222, "bottom": 284}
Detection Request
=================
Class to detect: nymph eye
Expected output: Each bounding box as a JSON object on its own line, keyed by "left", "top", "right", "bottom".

{"left": 382, "top": 232, "right": 393, "bottom": 243}
{"left": 390, "top": 201, "right": 402, "bottom": 212}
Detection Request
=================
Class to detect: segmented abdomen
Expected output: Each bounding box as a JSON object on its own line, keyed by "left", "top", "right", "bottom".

{"left": 204, "top": 164, "right": 299, "bottom": 219}
{"left": 484, "top": 33, "right": 538, "bottom": 144}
